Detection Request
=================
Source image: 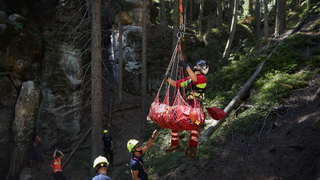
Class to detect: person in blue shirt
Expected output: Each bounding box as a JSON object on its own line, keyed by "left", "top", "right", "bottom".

{"left": 127, "top": 130, "right": 158, "bottom": 180}
{"left": 102, "top": 130, "right": 113, "bottom": 166}
{"left": 92, "top": 156, "right": 111, "bottom": 180}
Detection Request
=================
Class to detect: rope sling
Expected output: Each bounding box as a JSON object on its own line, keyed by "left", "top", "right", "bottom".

{"left": 148, "top": 41, "right": 205, "bottom": 131}
{"left": 148, "top": 0, "right": 206, "bottom": 130}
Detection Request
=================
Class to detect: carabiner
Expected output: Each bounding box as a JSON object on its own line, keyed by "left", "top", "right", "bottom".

{"left": 177, "top": 31, "right": 182, "bottom": 39}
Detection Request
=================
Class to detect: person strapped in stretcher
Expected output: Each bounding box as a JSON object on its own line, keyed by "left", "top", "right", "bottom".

{"left": 163, "top": 60, "right": 209, "bottom": 157}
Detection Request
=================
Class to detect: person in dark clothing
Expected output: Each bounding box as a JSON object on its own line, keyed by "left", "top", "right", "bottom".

{"left": 102, "top": 130, "right": 113, "bottom": 166}
{"left": 29, "top": 135, "right": 42, "bottom": 170}
{"left": 188, "top": 37, "right": 195, "bottom": 52}
{"left": 127, "top": 129, "right": 158, "bottom": 180}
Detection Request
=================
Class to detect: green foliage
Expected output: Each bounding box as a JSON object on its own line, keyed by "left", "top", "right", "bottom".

{"left": 206, "top": 32, "right": 311, "bottom": 115}
{"left": 251, "top": 70, "right": 309, "bottom": 106}
{"left": 312, "top": 19, "right": 320, "bottom": 32}
{"left": 147, "top": 151, "right": 184, "bottom": 176}
{"left": 286, "top": 13, "right": 300, "bottom": 29}
{"left": 307, "top": 55, "right": 320, "bottom": 70}
{"left": 12, "top": 20, "right": 22, "bottom": 31}
{"left": 299, "top": 0, "right": 318, "bottom": 19}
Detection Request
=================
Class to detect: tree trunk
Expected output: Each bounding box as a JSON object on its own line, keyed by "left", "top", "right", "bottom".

{"left": 255, "top": 0, "right": 261, "bottom": 40}
{"left": 275, "top": 0, "right": 286, "bottom": 36}
{"left": 190, "top": 0, "right": 193, "bottom": 23}
{"left": 172, "top": 0, "right": 179, "bottom": 52}
{"left": 228, "top": 0, "right": 234, "bottom": 25}
{"left": 198, "top": 0, "right": 205, "bottom": 34}
{"left": 184, "top": 0, "right": 187, "bottom": 32}
{"left": 141, "top": 0, "right": 147, "bottom": 134}
{"left": 222, "top": 0, "right": 239, "bottom": 60}
{"left": 264, "top": 0, "right": 268, "bottom": 38}
{"left": 249, "top": 0, "right": 253, "bottom": 16}
{"left": 240, "top": 0, "right": 244, "bottom": 15}
{"left": 91, "top": 0, "right": 102, "bottom": 176}
{"left": 118, "top": 11, "right": 123, "bottom": 103}
{"left": 160, "top": 0, "right": 167, "bottom": 26}
{"left": 217, "top": 0, "right": 222, "bottom": 27}
{"left": 206, "top": 10, "right": 217, "bottom": 32}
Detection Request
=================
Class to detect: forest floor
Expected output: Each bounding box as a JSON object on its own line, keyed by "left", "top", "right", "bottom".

{"left": 25, "top": 9, "right": 320, "bottom": 180}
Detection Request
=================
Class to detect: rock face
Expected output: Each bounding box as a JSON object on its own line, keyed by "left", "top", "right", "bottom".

{"left": 37, "top": 0, "right": 83, "bottom": 151}
{"left": 111, "top": 0, "right": 152, "bottom": 32}
{"left": 0, "top": 76, "right": 17, "bottom": 179}
{"left": 110, "top": 25, "right": 173, "bottom": 96}
{"left": 38, "top": 43, "right": 82, "bottom": 150}
{"left": 0, "top": 13, "right": 42, "bottom": 91}
{"left": 110, "top": 26, "right": 143, "bottom": 95}
{"left": 0, "top": 11, "right": 42, "bottom": 179}
{"left": 0, "top": 0, "right": 83, "bottom": 176}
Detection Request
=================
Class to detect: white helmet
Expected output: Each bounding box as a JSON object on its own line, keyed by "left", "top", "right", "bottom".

{"left": 93, "top": 156, "right": 109, "bottom": 169}
{"left": 194, "top": 60, "right": 209, "bottom": 75}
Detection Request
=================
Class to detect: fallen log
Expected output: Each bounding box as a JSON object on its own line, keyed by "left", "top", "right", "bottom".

{"left": 44, "top": 144, "right": 91, "bottom": 155}
{"left": 62, "top": 127, "right": 91, "bottom": 169}
{"left": 112, "top": 105, "right": 139, "bottom": 113}
{"left": 200, "top": 61, "right": 265, "bottom": 140}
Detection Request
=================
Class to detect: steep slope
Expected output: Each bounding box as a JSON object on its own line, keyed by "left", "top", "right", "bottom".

{"left": 159, "top": 9, "right": 320, "bottom": 180}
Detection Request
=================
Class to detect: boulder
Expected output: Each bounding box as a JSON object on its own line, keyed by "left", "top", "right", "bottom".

{"left": 7, "top": 14, "right": 27, "bottom": 27}
{"left": 7, "top": 80, "right": 42, "bottom": 180}
{"left": 19, "top": 167, "right": 33, "bottom": 180}
{"left": 0, "top": 24, "right": 7, "bottom": 35}
{"left": 12, "top": 80, "right": 42, "bottom": 143}
{"left": 0, "top": 11, "right": 7, "bottom": 22}
{"left": 0, "top": 14, "right": 42, "bottom": 90}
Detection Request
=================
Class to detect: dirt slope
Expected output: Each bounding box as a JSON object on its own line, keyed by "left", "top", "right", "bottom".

{"left": 167, "top": 74, "right": 320, "bottom": 180}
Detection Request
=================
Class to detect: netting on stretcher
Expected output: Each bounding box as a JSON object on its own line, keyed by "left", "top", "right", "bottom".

{"left": 148, "top": 86, "right": 205, "bottom": 131}
{"left": 148, "top": 2, "right": 205, "bottom": 130}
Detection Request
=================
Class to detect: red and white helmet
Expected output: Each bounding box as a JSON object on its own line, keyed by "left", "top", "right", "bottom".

{"left": 194, "top": 60, "right": 209, "bottom": 75}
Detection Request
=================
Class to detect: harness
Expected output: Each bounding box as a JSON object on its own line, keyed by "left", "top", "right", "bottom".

{"left": 51, "top": 158, "right": 62, "bottom": 172}
{"left": 131, "top": 157, "right": 146, "bottom": 174}
{"left": 180, "top": 76, "right": 206, "bottom": 101}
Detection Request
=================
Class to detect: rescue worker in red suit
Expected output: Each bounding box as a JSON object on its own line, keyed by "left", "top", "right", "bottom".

{"left": 51, "top": 148, "right": 67, "bottom": 180}
{"left": 164, "top": 60, "right": 209, "bottom": 157}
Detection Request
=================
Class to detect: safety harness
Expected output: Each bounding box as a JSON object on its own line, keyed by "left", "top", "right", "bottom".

{"left": 180, "top": 75, "right": 206, "bottom": 101}
{"left": 131, "top": 157, "right": 146, "bottom": 174}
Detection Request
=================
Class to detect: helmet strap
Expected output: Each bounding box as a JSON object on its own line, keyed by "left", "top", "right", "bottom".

{"left": 132, "top": 148, "right": 142, "bottom": 155}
